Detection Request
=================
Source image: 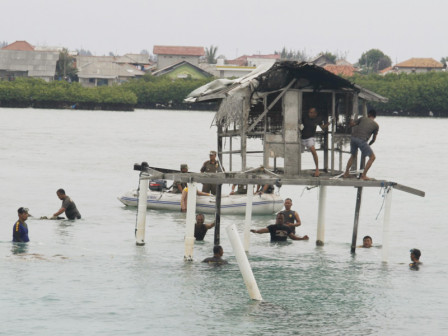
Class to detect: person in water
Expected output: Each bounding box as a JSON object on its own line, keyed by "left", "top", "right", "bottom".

{"left": 202, "top": 245, "right": 228, "bottom": 265}
{"left": 53, "top": 188, "right": 81, "bottom": 220}
{"left": 280, "top": 198, "right": 302, "bottom": 234}
{"left": 13, "top": 207, "right": 30, "bottom": 242}
{"left": 361, "top": 235, "right": 373, "bottom": 248}
{"left": 409, "top": 248, "right": 422, "bottom": 270}
{"left": 194, "top": 214, "right": 215, "bottom": 241}
{"left": 251, "top": 213, "right": 309, "bottom": 242}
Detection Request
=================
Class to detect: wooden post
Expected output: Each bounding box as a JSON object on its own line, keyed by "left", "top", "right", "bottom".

{"left": 330, "top": 92, "right": 336, "bottom": 173}
{"left": 316, "top": 186, "right": 327, "bottom": 246}
{"left": 351, "top": 187, "right": 363, "bottom": 253}
{"left": 135, "top": 174, "right": 149, "bottom": 246}
{"left": 243, "top": 184, "right": 254, "bottom": 252}
{"left": 214, "top": 184, "right": 222, "bottom": 245}
{"left": 241, "top": 97, "right": 247, "bottom": 170}
{"left": 229, "top": 135, "right": 233, "bottom": 172}
{"left": 184, "top": 182, "right": 197, "bottom": 261}
{"left": 217, "top": 125, "right": 223, "bottom": 170}
{"left": 382, "top": 187, "right": 393, "bottom": 263}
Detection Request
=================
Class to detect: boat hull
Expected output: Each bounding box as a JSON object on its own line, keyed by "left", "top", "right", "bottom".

{"left": 118, "top": 189, "right": 283, "bottom": 215}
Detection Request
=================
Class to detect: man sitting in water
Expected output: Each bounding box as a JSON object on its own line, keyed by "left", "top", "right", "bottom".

{"left": 53, "top": 188, "right": 81, "bottom": 220}
{"left": 251, "top": 213, "right": 309, "bottom": 242}
{"left": 194, "top": 214, "right": 215, "bottom": 241}
{"left": 202, "top": 245, "right": 228, "bottom": 265}
{"left": 409, "top": 248, "right": 422, "bottom": 270}
{"left": 361, "top": 235, "right": 373, "bottom": 248}
{"left": 280, "top": 198, "right": 302, "bottom": 234}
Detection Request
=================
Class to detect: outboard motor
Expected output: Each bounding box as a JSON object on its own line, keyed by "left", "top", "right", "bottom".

{"left": 149, "top": 179, "right": 168, "bottom": 191}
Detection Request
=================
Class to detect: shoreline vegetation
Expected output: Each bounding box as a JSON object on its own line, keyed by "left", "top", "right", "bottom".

{"left": 1, "top": 72, "right": 447, "bottom": 116}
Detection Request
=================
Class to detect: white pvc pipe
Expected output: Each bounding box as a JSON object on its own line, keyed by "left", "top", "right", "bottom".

{"left": 243, "top": 184, "right": 254, "bottom": 252}
{"left": 226, "top": 224, "right": 262, "bottom": 301}
{"left": 135, "top": 177, "right": 149, "bottom": 246}
{"left": 316, "top": 186, "right": 327, "bottom": 246}
{"left": 382, "top": 188, "right": 393, "bottom": 263}
{"left": 184, "top": 182, "right": 197, "bottom": 261}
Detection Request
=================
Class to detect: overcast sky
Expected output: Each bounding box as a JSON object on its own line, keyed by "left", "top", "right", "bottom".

{"left": 2, "top": 0, "right": 448, "bottom": 64}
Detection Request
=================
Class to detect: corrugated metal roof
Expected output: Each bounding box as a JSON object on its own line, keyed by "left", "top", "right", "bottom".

{"left": 395, "top": 58, "right": 443, "bottom": 68}
{"left": 2, "top": 40, "right": 34, "bottom": 51}
{"left": 153, "top": 45, "right": 205, "bottom": 56}
{"left": 0, "top": 50, "right": 58, "bottom": 77}
{"left": 77, "top": 61, "right": 144, "bottom": 79}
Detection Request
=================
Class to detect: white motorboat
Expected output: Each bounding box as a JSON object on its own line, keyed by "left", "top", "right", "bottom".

{"left": 118, "top": 189, "right": 283, "bottom": 215}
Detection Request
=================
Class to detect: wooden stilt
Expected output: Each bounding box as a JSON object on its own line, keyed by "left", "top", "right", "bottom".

{"left": 184, "top": 182, "right": 197, "bottom": 261}
{"left": 382, "top": 187, "right": 393, "bottom": 263}
{"left": 243, "top": 184, "right": 254, "bottom": 252}
{"left": 351, "top": 187, "right": 363, "bottom": 253}
{"left": 214, "top": 184, "right": 222, "bottom": 245}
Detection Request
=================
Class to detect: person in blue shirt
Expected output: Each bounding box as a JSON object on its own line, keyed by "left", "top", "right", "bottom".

{"left": 13, "top": 207, "right": 30, "bottom": 242}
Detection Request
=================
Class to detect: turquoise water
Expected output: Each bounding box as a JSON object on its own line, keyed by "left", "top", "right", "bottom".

{"left": 0, "top": 108, "right": 446, "bottom": 335}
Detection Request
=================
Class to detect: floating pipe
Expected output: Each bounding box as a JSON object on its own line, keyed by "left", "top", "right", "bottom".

{"left": 243, "top": 184, "right": 254, "bottom": 252}
{"left": 226, "top": 224, "right": 262, "bottom": 301}
{"left": 184, "top": 182, "right": 197, "bottom": 261}
{"left": 382, "top": 187, "right": 393, "bottom": 263}
{"left": 316, "top": 186, "right": 327, "bottom": 246}
{"left": 135, "top": 174, "right": 149, "bottom": 246}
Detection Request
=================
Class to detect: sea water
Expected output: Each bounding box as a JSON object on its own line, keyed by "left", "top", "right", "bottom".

{"left": 0, "top": 108, "right": 447, "bottom": 335}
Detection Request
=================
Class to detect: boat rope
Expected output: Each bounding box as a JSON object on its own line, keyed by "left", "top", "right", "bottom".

{"left": 375, "top": 185, "right": 392, "bottom": 220}
{"left": 300, "top": 185, "right": 318, "bottom": 197}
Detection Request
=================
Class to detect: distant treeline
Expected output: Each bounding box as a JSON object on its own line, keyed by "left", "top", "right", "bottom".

{"left": 0, "top": 78, "right": 137, "bottom": 111}
{"left": 2, "top": 72, "right": 448, "bottom": 115}
{"left": 0, "top": 75, "right": 216, "bottom": 111}
{"left": 350, "top": 72, "right": 448, "bottom": 117}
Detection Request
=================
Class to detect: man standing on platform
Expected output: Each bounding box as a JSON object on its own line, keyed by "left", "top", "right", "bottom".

{"left": 301, "top": 107, "right": 329, "bottom": 177}
{"left": 343, "top": 109, "right": 379, "bottom": 181}
{"left": 280, "top": 198, "right": 302, "bottom": 234}
{"left": 200, "top": 150, "right": 221, "bottom": 195}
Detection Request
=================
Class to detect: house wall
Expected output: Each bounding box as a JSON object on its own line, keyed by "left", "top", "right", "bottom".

{"left": 157, "top": 55, "right": 199, "bottom": 69}
{"left": 396, "top": 67, "right": 443, "bottom": 74}
{"left": 246, "top": 57, "right": 277, "bottom": 67}
{"left": 216, "top": 66, "right": 255, "bottom": 78}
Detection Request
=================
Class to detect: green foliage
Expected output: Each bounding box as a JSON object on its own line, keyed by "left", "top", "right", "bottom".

{"left": 55, "top": 49, "right": 78, "bottom": 81}
{"left": 358, "top": 49, "right": 392, "bottom": 74}
{"left": 276, "top": 47, "right": 308, "bottom": 61}
{"left": 123, "top": 75, "right": 214, "bottom": 107}
{"left": 205, "top": 45, "right": 218, "bottom": 64}
{"left": 350, "top": 72, "right": 448, "bottom": 116}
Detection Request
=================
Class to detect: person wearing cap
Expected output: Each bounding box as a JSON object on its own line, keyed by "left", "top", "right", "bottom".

{"left": 200, "top": 151, "right": 221, "bottom": 195}
{"left": 409, "top": 249, "right": 422, "bottom": 270}
{"left": 171, "top": 164, "right": 188, "bottom": 193}
{"left": 13, "top": 207, "right": 30, "bottom": 242}
{"left": 53, "top": 188, "right": 81, "bottom": 220}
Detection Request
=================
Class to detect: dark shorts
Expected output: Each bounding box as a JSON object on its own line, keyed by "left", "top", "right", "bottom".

{"left": 350, "top": 137, "right": 373, "bottom": 157}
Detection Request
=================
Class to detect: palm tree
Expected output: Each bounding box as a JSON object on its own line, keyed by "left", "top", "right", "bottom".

{"left": 205, "top": 45, "right": 218, "bottom": 64}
